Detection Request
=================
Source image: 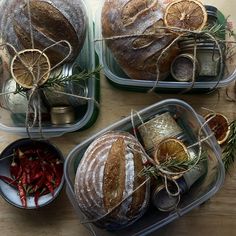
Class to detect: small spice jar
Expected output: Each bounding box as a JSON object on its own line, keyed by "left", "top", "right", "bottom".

{"left": 176, "top": 5, "right": 223, "bottom": 78}
{"left": 178, "top": 38, "right": 221, "bottom": 77}
{"left": 152, "top": 184, "right": 180, "bottom": 212}
{"left": 171, "top": 53, "right": 199, "bottom": 82}
{"left": 42, "top": 65, "right": 88, "bottom": 108}
{"left": 138, "top": 112, "right": 183, "bottom": 155}
{"left": 152, "top": 150, "right": 207, "bottom": 212}
{"left": 50, "top": 106, "right": 75, "bottom": 125}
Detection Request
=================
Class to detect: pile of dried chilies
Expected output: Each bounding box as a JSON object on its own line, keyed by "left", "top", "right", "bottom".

{"left": 0, "top": 148, "right": 63, "bottom": 208}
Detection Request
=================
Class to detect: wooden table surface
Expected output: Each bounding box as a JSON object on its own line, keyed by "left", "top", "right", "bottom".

{"left": 0, "top": 0, "right": 236, "bottom": 236}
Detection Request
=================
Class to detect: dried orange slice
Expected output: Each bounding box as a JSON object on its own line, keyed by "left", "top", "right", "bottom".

{"left": 10, "top": 49, "right": 51, "bottom": 89}
{"left": 204, "top": 113, "right": 230, "bottom": 145}
{"left": 164, "top": 0, "right": 207, "bottom": 32}
{"left": 154, "top": 138, "right": 190, "bottom": 168}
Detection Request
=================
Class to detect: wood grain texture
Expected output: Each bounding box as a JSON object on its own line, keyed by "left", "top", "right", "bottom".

{"left": 0, "top": 0, "right": 235, "bottom": 235}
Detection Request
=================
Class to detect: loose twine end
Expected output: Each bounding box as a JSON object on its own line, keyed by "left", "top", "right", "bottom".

{"left": 79, "top": 108, "right": 217, "bottom": 225}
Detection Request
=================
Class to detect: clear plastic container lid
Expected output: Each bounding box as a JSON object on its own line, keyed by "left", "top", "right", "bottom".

{"left": 95, "top": 0, "right": 236, "bottom": 92}
{"left": 64, "top": 98, "right": 225, "bottom": 236}
{"left": 0, "top": 0, "right": 100, "bottom": 137}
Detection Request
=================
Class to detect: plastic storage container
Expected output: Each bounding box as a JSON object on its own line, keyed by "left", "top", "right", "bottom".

{"left": 0, "top": 0, "right": 100, "bottom": 137}
{"left": 64, "top": 98, "right": 225, "bottom": 236}
{"left": 95, "top": 0, "right": 236, "bottom": 93}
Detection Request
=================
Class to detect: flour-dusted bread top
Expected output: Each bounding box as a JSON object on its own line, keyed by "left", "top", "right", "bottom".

{"left": 74, "top": 131, "right": 150, "bottom": 229}
{"left": 102, "top": 0, "right": 178, "bottom": 81}
{"left": 0, "top": 0, "right": 87, "bottom": 66}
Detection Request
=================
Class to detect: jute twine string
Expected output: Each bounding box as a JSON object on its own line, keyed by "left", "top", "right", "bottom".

{"left": 129, "top": 109, "right": 215, "bottom": 197}
{"left": 0, "top": 40, "right": 72, "bottom": 137}
{"left": 26, "top": 0, "right": 34, "bottom": 50}
{"left": 0, "top": 0, "right": 99, "bottom": 137}
{"left": 80, "top": 176, "right": 150, "bottom": 224}
{"left": 24, "top": 40, "right": 73, "bottom": 138}
{"left": 148, "top": 29, "right": 225, "bottom": 93}
{"left": 97, "top": 24, "right": 229, "bottom": 93}
{"left": 79, "top": 109, "right": 215, "bottom": 225}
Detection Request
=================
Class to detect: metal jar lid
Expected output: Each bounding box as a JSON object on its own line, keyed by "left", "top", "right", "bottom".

{"left": 178, "top": 38, "right": 219, "bottom": 50}
{"left": 152, "top": 184, "right": 180, "bottom": 212}
{"left": 50, "top": 106, "right": 75, "bottom": 125}
{"left": 205, "top": 5, "right": 218, "bottom": 19}
{"left": 171, "top": 53, "right": 199, "bottom": 82}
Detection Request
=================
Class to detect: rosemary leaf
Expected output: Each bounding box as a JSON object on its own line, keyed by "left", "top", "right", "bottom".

{"left": 12, "top": 65, "right": 102, "bottom": 94}
{"left": 141, "top": 151, "right": 208, "bottom": 178}
{"left": 44, "top": 65, "right": 102, "bottom": 88}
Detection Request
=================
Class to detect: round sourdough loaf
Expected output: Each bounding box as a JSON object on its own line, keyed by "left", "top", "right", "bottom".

{"left": 101, "top": 0, "right": 178, "bottom": 81}
{"left": 0, "top": 0, "right": 87, "bottom": 66}
{"left": 74, "top": 131, "right": 150, "bottom": 230}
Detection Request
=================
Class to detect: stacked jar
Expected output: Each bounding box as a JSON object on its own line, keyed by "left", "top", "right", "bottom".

{"left": 170, "top": 5, "right": 225, "bottom": 82}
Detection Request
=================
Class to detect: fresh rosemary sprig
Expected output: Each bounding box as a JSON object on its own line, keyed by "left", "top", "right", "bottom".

{"left": 44, "top": 65, "right": 102, "bottom": 89}
{"left": 222, "top": 120, "right": 236, "bottom": 173}
{"left": 14, "top": 65, "right": 102, "bottom": 94}
{"left": 141, "top": 151, "right": 208, "bottom": 179}
{"left": 205, "top": 23, "right": 226, "bottom": 39}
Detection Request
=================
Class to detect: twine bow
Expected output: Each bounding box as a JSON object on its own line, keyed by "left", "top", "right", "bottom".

{"left": 78, "top": 108, "right": 216, "bottom": 226}
{"left": 0, "top": 0, "right": 99, "bottom": 138}
{"left": 97, "top": 21, "right": 235, "bottom": 94}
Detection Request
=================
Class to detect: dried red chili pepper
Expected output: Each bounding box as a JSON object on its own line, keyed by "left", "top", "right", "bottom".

{"left": 25, "top": 168, "right": 31, "bottom": 185}
{"left": 31, "top": 171, "right": 43, "bottom": 182}
{"left": 0, "top": 175, "right": 18, "bottom": 187}
{"left": 45, "top": 181, "right": 54, "bottom": 196}
{"left": 10, "top": 162, "right": 21, "bottom": 179}
{"left": 52, "top": 160, "right": 63, "bottom": 177}
{"left": 34, "top": 190, "right": 40, "bottom": 208}
{"left": 45, "top": 171, "right": 54, "bottom": 184}
{"left": 52, "top": 160, "right": 63, "bottom": 188}
{"left": 21, "top": 171, "right": 27, "bottom": 190}
{"left": 33, "top": 175, "right": 45, "bottom": 193}
{"left": 18, "top": 181, "right": 27, "bottom": 208}
{"left": 5, "top": 146, "right": 63, "bottom": 208}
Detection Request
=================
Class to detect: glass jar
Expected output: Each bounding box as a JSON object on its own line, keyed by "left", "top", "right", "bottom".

{"left": 138, "top": 112, "right": 184, "bottom": 155}
{"left": 205, "top": 5, "right": 218, "bottom": 27}
{"left": 178, "top": 38, "right": 222, "bottom": 77}
{"left": 171, "top": 53, "right": 199, "bottom": 82}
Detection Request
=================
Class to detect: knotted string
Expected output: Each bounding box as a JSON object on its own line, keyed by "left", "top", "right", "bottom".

{"left": 21, "top": 39, "right": 73, "bottom": 138}
{"left": 97, "top": 23, "right": 232, "bottom": 93}
{"left": 0, "top": 0, "right": 100, "bottom": 137}
{"left": 129, "top": 108, "right": 216, "bottom": 202}
{"left": 79, "top": 108, "right": 216, "bottom": 225}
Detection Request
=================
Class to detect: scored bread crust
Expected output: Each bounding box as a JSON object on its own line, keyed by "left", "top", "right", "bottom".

{"left": 101, "top": 0, "right": 177, "bottom": 81}
{"left": 74, "top": 131, "right": 150, "bottom": 229}
{"left": 103, "top": 138, "right": 126, "bottom": 217}
{"left": 0, "top": 0, "right": 87, "bottom": 65}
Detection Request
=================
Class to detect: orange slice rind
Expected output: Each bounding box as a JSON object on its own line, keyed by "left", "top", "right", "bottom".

{"left": 154, "top": 138, "right": 190, "bottom": 172}
{"left": 164, "top": 0, "right": 208, "bottom": 33}
{"left": 10, "top": 49, "right": 51, "bottom": 89}
{"left": 204, "top": 113, "right": 230, "bottom": 145}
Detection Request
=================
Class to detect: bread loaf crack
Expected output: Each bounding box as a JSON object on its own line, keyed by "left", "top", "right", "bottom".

{"left": 103, "top": 138, "right": 126, "bottom": 212}
{"left": 74, "top": 131, "right": 150, "bottom": 229}
{"left": 122, "top": 0, "right": 158, "bottom": 26}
